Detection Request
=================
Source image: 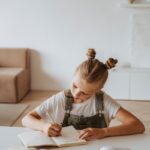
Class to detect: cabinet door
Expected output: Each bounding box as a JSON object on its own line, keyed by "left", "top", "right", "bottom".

{"left": 130, "top": 71, "right": 150, "bottom": 100}
{"left": 104, "top": 70, "right": 130, "bottom": 99}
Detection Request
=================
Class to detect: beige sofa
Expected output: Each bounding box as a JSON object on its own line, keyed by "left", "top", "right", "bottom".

{"left": 0, "top": 48, "right": 30, "bottom": 103}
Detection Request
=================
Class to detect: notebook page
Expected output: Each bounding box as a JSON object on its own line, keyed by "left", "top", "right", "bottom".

{"left": 52, "top": 126, "right": 86, "bottom": 147}
{"left": 18, "top": 131, "right": 56, "bottom": 148}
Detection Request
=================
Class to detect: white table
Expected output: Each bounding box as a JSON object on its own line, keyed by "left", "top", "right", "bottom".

{"left": 0, "top": 126, "right": 150, "bottom": 150}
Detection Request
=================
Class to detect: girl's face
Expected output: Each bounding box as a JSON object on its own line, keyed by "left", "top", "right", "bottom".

{"left": 70, "top": 72, "right": 104, "bottom": 103}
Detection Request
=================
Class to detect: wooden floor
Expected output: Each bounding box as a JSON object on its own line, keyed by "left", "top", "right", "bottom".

{"left": 13, "top": 91, "right": 150, "bottom": 133}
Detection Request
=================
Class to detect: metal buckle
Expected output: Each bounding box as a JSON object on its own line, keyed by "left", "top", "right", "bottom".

{"left": 99, "top": 110, "right": 105, "bottom": 117}
{"left": 66, "top": 110, "right": 70, "bottom": 113}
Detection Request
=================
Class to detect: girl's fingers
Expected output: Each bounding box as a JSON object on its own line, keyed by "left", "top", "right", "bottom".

{"left": 79, "top": 128, "right": 90, "bottom": 138}
{"left": 85, "top": 135, "right": 93, "bottom": 141}
{"left": 48, "top": 128, "right": 60, "bottom": 136}
{"left": 79, "top": 130, "right": 86, "bottom": 138}
{"left": 79, "top": 131, "right": 90, "bottom": 140}
{"left": 51, "top": 124, "right": 62, "bottom": 132}
{"left": 48, "top": 124, "right": 62, "bottom": 136}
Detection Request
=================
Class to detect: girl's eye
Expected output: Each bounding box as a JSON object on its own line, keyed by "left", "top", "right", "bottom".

{"left": 81, "top": 92, "right": 86, "bottom": 95}
{"left": 73, "top": 83, "right": 77, "bottom": 88}
{"left": 81, "top": 91, "right": 88, "bottom": 96}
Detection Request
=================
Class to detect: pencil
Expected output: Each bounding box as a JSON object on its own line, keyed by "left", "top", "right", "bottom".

{"left": 47, "top": 113, "right": 61, "bottom": 125}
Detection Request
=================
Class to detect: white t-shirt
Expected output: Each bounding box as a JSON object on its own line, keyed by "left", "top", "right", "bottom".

{"left": 35, "top": 91, "right": 120, "bottom": 126}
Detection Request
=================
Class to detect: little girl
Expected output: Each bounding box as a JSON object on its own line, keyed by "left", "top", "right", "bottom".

{"left": 22, "top": 48, "right": 145, "bottom": 140}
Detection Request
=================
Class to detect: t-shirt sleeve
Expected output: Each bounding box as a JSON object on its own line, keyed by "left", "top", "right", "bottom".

{"left": 35, "top": 96, "right": 54, "bottom": 118}
{"left": 103, "top": 92, "right": 121, "bottom": 123}
{"left": 34, "top": 91, "right": 65, "bottom": 119}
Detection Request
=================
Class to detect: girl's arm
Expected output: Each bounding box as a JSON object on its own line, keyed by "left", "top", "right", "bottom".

{"left": 103, "top": 107, "right": 145, "bottom": 137}
{"left": 22, "top": 111, "right": 61, "bottom": 136}
{"left": 22, "top": 111, "right": 46, "bottom": 131}
{"left": 80, "top": 107, "right": 145, "bottom": 140}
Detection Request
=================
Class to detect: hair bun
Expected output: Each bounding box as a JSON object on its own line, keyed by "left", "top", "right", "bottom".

{"left": 105, "top": 58, "right": 118, "bottom": 69}
{"left": 86, "top": 48, "right": 96, "bottom": 60}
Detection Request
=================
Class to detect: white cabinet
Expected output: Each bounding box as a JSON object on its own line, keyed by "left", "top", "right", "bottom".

{"left": 104, "top": 68, "right": 150, "bottom": 101}
{"left": 130, "top": 70, "right": 150, "bottom": 100}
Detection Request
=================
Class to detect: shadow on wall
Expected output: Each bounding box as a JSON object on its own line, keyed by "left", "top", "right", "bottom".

{"left": 30, "top": 49, "right": 61, "bottom": 90}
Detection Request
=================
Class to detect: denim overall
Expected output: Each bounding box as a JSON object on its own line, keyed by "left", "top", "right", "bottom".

{"left": 62, "top": 90, "right": 107, "bottom": 130}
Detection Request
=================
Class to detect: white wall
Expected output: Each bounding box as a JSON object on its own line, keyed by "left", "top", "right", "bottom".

{"left": 0, "top": 0, "right": 150, "bottom": 94}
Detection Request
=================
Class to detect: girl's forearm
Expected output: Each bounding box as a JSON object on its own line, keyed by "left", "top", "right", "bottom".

{"left": 103, "top": 121, "right": 145, "bottom": 138}
{"left": 22, "top": 115, "right": 46, "bottom": 132}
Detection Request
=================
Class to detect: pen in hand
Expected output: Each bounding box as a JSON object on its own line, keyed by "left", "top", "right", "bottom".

{"left": 45, "top": 113, "right": 62, "bottom": 137}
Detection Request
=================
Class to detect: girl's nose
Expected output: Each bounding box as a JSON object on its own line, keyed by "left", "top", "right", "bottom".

{"left": 74, "top": 90, "right": 81, "bottom": 98}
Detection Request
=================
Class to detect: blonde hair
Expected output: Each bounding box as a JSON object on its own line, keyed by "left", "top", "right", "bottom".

{"left": 75, "top": 48, "right": 118, "bottom": 84}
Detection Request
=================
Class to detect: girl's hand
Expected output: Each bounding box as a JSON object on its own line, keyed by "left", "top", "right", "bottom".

{"left": 42, "top": 123, "right": 62, "bottom": 137}
{"left": 79, "top": 128, "right": 106, "bottom": 140}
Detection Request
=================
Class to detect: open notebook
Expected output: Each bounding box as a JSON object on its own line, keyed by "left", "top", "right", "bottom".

{"left": 18, "top": 126, "right": 86, "bottom": 148}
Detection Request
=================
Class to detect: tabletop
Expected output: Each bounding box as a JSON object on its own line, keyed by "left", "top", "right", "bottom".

{"left": 0, "top": 126, "right": 150, "bottom": 150}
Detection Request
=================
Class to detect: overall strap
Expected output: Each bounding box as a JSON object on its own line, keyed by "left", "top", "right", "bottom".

{"left": 64, "top": 89, "right": 73, "bottom": 112}
{"left": 95, "top": 92, "right": 104, "bottom": 115}
{"left": 62, "top": 89, "right": 73, "bottom": 127}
